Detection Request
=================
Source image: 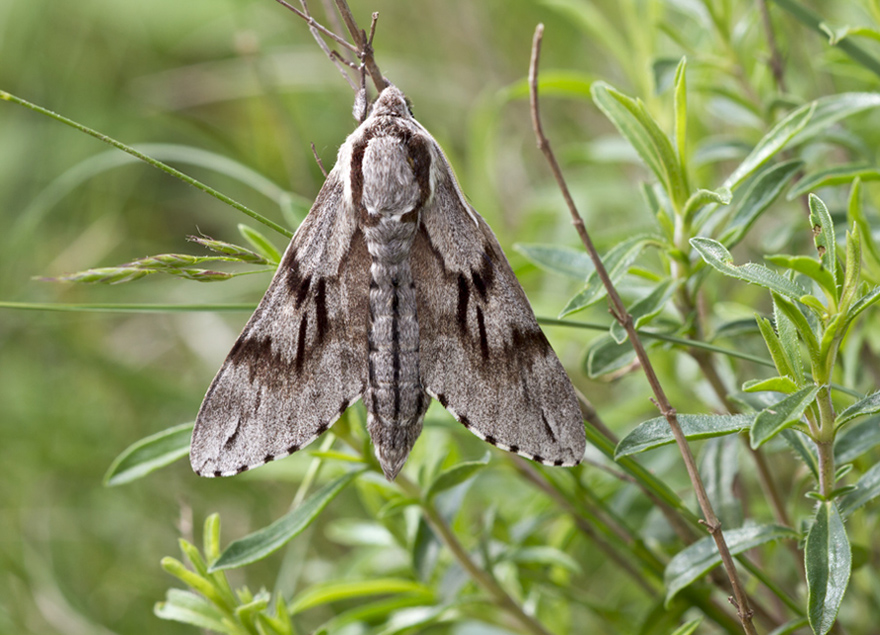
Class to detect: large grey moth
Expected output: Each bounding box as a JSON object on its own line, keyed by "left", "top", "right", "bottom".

{"left": 190, "top": 85, "right": 586, "bottom": 481}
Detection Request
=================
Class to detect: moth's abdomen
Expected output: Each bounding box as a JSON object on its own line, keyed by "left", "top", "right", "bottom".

{"left": 358, "top": 134, "right": 432, "bottom": 480}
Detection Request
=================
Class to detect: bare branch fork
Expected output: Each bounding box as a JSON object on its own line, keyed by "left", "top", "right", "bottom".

{"left": 273, "top": 0, "right": 389, "bottom": 94}
{"left": 528, "top": 24, "right": 758, "bottom": 635}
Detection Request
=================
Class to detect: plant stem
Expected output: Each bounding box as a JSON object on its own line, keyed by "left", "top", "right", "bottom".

{"left": 529, "top": 24, "right": 757, "bottom": 634}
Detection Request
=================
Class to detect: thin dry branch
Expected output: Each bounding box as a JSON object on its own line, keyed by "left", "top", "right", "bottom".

{"left": 528, "top": 23, "right": 758, "bottom": 635}
{"left": 333, "top": 1, "right": 388, "bottom": 91}
{"left": 297, "top": 0, "right": 358, "bottom": 91}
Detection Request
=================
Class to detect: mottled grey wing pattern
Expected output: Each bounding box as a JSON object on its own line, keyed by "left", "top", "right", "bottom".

{"left": 412, "top": 157, "right": 586, "bottom": 467}
{"left": 190, "top": 172, "right": 370, "bottom": 477}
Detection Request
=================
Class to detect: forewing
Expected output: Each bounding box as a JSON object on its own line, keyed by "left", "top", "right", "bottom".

{"left": 412, "top": 157, "right": 585, "bottom": 466}
{"left": 191, "top": 172, "right": 370, "bottom": 476}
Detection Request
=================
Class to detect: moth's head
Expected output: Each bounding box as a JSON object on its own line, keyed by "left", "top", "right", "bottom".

{"left": 369, "top": 85, "right": 413, "bottom": 119}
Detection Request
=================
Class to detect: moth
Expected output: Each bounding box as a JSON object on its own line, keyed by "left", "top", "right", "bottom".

{"left": 190, "top": 85, "right": 586, "bottom": 481}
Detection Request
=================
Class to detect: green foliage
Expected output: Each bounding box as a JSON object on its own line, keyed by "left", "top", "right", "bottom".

{"left": 6, "top": 0, "right": 880, "bottom": 634}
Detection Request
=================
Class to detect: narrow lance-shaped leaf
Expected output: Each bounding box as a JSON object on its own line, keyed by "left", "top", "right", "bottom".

{"left": 844, "top": 285, "right": 880, "bottom": 328}
{"left": 585, "top": 333, "right": 639, "bottom": 378}
{"left": 806, "top": 502, "right": 851, "bottom": 635}
{"left": 665, "top": 524, "right": 799, "bottom": 604}
{"left": 615, "top": 414, "right": 754, "bottom": 458}
{"left": 154, "top": 589, "right": 231, "bottom": 633}
{"left": 210, "top": 468, "right": 365, "bottom": 571}
{"left": 691, "top": 237, "right": 809, "bottom": 301}
{"left": 239, "top": 224, "right": 282, "bottom": 265}
{"left": 104, "top": 423, "right": 193, "bottom": 486}
{"left": 775, "top": 293, "right": 804, "bottom": 382}
{"left": 742, "top": 376, "right": 800, "bottom": 394}
{"left": 834, "top": 416, "right": 880, "bottom": 464}
{"left": 610, "top": 279, "right": 677, "bottom": 344}
{"left": 750, "top": 385, "right": 819, "bottom": 448}
{"left": 848, "top": 179, "right": 880, "bottom": 277}
{"left": 835, "top": 390, "right": 880, "bottom": 428}
{"left": 288, "top": 578, "right": 434, "bottom": 615}
{"left": 838, "top": 463, "right": 880, "bottom": 516}
{"left": 591, "top": 82, "right": 688, "bottom": 208}
{"left": 673, "top": 57, "right": 688, "bottom": 173}
{"left": 782, "top": 429, "right": 820, "bottom": 480}
{"left": 808, "top": 194, "right": 838, "bottom": 298}
{"left": 514, "top": 244, "right": 594, "bottom": 280}
{"left": 756, "top": 316, "right": 799, "bottom": 383}
{"left": 723, "top": 101, "right": 815, "bottom": 190}
{"left": 682, "top": 187, "right": 731, "bottom": 224}
{"left": 765, "top": 254, "right": 837, "bottom": 301}
{"left": 425, "top": 454, "right": 490, "bottom": 501}
{"left": 788, "top": 92, "right": 880, "bottom": 147}
{"left": 719, "top": 159, "right": 803, "bottom": 248}
{"left": 787, "top": 163, "right": 880, "bottom": 199}
{"left": 561, "top": 234, "right": 657, "bottom": 316}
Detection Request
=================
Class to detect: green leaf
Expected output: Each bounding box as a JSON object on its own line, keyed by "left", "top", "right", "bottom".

{"left": 154, "top": 589, "right": 232, "bottom": 633}
{"left": 665, "top": 524, "right": 798, "bottom": 604}
{"left": 673, "top": 58, "right": 687, "bottom": 170}
{"left": 781, "top": 429, "right": 820, "bottom": 480}
{"left": 848, "top": 179, "right": 880, "bottom": 277}
{"left": 808, "top": 194, "right": 838, "bottom": 296}
{"left": 424, "top": 454, "right": 490, "bottom": 501}
{"left": 615, "top": 414, "right": 753, "bottom": 458}
{"left": 591, "top": 82, "right": 688, "bottom": 208}
{"left": 835, "top": 391, "right": 880, "bottom": 428}
{"left": 835, "top": 416, "right": 880, "bottom": 464}
{"left": 750, "top": 385, "right": 819, "bottom": 448}
{"left": 820, "top": 22, "right": 880, "bottom": 45}
{"left": 210, "top": 468, "right": 365, "bottom": 571}
{"left": 845, "top": 285, "right": 880, "bottom": 327}
{"left": 723, "top": 101, "right": 815, "bottom": 190}
{"left": 610, "top": 280, "right": 677, "bottom": 343}
{"left": 755, "top": 316, "right": 798, "bottom": 382}
{"left": 561, "top": 234, "right": 656, "bottom": 315}
{"left": 682, "top": 187, "right": 731, "bottom": 224}
{"left": 743, "top": 376, "right": 800, "bottom": 393}
{"left": 506, "top": 545, "right": 582, "bottom": 573}
{"left": 103, "top": 422, "right": 193, "bottom": 486}
{"left": 514, "top": 244, "right": 594, "bottom": 280}
{"left": 765, "top": 254, "right": 837, "bottom": 300}
{"left": 239, "top": 224, "right": 282, "bottom": 265}
{"left": 768, "top": 618, "right": 811, "bottom": 635}
{"left": 805, "top": 502, "right": 851, "bottom": 635}
{"left": 788, "top": 93, "right": 880, "bottom": 148}
{"left": 720, "top": 160, "right": 803, "bottom": 248}
{"left": 584, "top": 333, "right": 637, "bottom": 377}
{"left": 787, "top": 163, "right": 880, "bottom": 199}
{"left": 838, "top": 463, "right": 880, "bottom": 515}
{"left": 701, "top": 436, "right": 742, "bottom": 528}
{"left": 669, "top": 619, "right": 702, "bottom": 635}
{"left": 691, "top": 237, "right": 808, "bottom": 301}
{"left": 775, "top": 298, "right": 804, "bottom": 382}
{"left": 288, "top": 578, "right": 433, "bottom": 615}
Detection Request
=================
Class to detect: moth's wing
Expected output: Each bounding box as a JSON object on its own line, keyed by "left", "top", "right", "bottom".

{"left": 411, "top": 158, "right": 586, "bottom": 466}
{"left": 191, "top": 171, "right": 370, "bottom": 476}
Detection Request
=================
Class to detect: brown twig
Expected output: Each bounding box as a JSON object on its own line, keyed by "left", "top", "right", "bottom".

{"left": 333, "top": 1, "right": 388, "bottom": 91}
{"left": 297, "top": 0, "right": 358, "bottom": 91}
{"left": 273, "top": 0, "right": 358, "bottom": 53}
{"left": 528, "top": 24, "right": 757, "bottom": 635}
{"left": 310, "top": 142, "right": 328, "bottom": 177}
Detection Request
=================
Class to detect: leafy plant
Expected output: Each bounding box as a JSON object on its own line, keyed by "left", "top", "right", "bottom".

{"left": 5, "top": 0, "right": 880, "bottom": 634}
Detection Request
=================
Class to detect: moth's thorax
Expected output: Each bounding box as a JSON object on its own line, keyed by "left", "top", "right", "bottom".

{"left": 361, "top": 136, "right": 421, "bottom": 217}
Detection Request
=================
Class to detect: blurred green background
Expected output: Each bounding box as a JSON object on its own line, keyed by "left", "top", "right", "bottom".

{"left": 0, "top": 1, "right": 624, "bottom": 632}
